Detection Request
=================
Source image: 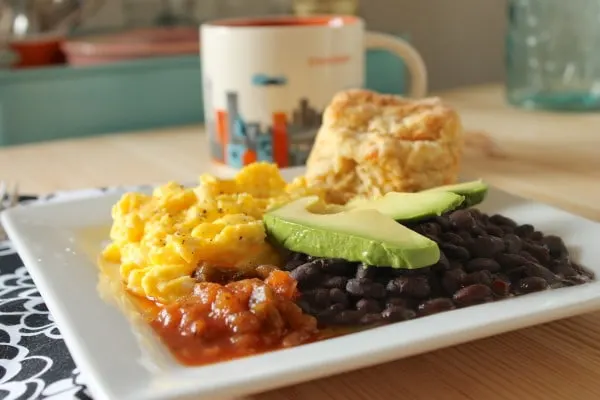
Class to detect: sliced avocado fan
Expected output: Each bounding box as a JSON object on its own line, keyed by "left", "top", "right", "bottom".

{"left": 422, "top": 180, "right": 488, "bottom": 207}
{"left": 263, "top": 197, "right": 440, "bottom": 269}
{"left": 346, "top": 191, "right": 465, "bottom": 222}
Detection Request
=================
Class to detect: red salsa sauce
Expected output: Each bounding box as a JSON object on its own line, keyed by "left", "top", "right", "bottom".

{"left": 149, "top": 270, "right": 319, "bottom": 366}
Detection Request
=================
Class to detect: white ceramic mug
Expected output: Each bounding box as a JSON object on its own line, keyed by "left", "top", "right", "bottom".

{"left": 201, "top": 15, "right": 427, "bottom": 168}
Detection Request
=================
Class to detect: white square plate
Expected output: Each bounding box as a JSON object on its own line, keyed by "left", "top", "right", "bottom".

{"left": 3, "top": 168, "right": 600, "bottom": 400}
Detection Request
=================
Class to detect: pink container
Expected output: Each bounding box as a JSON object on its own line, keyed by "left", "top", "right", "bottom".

{"left": 61, "top": 27, "right": 200, "bottom": 66}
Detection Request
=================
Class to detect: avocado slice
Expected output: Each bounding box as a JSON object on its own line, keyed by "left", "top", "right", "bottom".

{"left": 264, "top": 196, "right": 440, "bottom": 269}
{"left": 346, "top": 191, "right": 465, "bottom": 222}
{"left": 422, "top": 180, "right": 488, "bottom": 207}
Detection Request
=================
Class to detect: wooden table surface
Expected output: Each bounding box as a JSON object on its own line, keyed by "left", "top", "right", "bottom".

{"left": 3, "top": 83, "right": 600, "bottom": 400}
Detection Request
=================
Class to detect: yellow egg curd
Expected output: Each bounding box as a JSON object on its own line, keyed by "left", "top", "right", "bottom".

{"left": 101, "top": 162, "right": 323, "bottom": 304}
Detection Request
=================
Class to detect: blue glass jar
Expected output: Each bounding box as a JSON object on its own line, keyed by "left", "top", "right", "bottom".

{"left": 506, "top": 0, "right": 600, "bottom": 111}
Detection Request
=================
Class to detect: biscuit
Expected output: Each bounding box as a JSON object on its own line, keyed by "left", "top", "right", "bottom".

{"left": 305, "top": 89, "right": 464, "bottom": 204}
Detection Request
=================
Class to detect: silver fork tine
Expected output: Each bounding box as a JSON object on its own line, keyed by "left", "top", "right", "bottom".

{"left": 0, "top": 181, "right": 6, "bottom": 241}
{"left": 9, "top": 182, "right": 18, "bottom": 207}
{"left": 0, "top": 181, "right": 6, "bottom": 213}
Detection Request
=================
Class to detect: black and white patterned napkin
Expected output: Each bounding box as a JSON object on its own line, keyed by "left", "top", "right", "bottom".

{"left": 0, "top": 186, "right": 148, "bottom": 400}
{"left": 0, "top": 240, "right": 91, "bottom": 400}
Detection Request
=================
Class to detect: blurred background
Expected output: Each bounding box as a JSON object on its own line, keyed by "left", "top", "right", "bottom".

{"left": 5, "top": 0, "right": 591, "bottom": 148}
{"left": 81, "top": 0, "right": 506, "bottom": 91}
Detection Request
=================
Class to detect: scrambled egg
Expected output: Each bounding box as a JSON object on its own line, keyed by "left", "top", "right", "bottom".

{"left": 102, "top": 163, "right": 323, "bottom": 304}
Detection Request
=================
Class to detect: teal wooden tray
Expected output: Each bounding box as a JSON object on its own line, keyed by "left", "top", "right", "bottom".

{"left": 0, "top": 49, "right": 406, "bottom": 147}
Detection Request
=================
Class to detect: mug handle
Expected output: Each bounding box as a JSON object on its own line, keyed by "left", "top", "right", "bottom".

{"left": 365, "top": 31, "right": 428, "bottom": 98}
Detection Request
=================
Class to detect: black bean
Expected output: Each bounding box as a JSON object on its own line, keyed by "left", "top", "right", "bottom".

{"left": 564, "top": 275, "right": 592, "bottom": 285}
{"left": 542, "top": 235, "right": 568, "bottom": 257}
{"left": 517, "top": 277, "right": 549, "bottom": 293}
{"left": 464, "top": 270, "right": 493, "bottom": 286}
{"left": 440, "top": 232, "right": 465, "bottom": 246}
{"left": 360, "top": 313, "right": 385, "bottom": 325}
{"left": 418, "top": 298, "right": 455, "bottom": 316}
{"left": 356, "top": 298, "right": 382, "bottom": 313}
{"left": 440, "top": 243, "right": 471, "bottom": 261}
{"left": 504, "top": 234, "right": 523, "bottom": 254}
{"left": 395, "top": 266, "right": 432, "bottom": 277}
{"left": 313, "top": 288, "right": 331, "bottom": 308}
{"left": 329, "top": 303, "right": 347, "bottom": 312}
{"left": 428, "top": 274, "right": 444, "bottom": 298}
{"left": 289, "top": 262, "right": 323, "bottom": 287}
{"left": 442, "top": 269, "right": 466, "bottom": 295}
{"left": 419, "top": 222, "right": 442, "bottom": 237}
{"left": 523, "top": 243, "right": 551, "bottom": 265}
{"left": 470, "top": 210, "right": 484, "bottom": 220}
{"left": 301, "top": 258, "right": 328, "bottom": 271}
{"left": 296, "top": 299, "right": 312, "bottom": 314}
{"left": 434, "top": 216, "right": 451, "bottom": 231}
{"left": 448, "top": 209, "right": 477, "bottom": 230}
{"left": 453, "top": 284, "right": 493, "bottom": 307}
{"left": 329, "top": 288, "right": 350, "bottom": 307}
{"left": 500, "top": 225, "right": 515, "bottom": 234}
{"left": 282, "top": 259, "right": 305, "bottom": 271}
{"left": 530, "top": 231, "right": 544, "bottom": 241}
{"left": 472, "top": 226, "right": 488, "bottom": 237}
{"left": 495, "top": 253, "right": 530, "bottom": 269}
{"left": 506, "top": 266, "right": 527, "bottom": 282}
{"left": 386, "top": 276, "right": 431, "bottom": 298}
{"left": 319, "top": 259, "right": 356, "bottom": 275}
{"left": 381, "top": 306, "right": 416, "bottom": 322}
{"left": 553, "top": 263, "right": 578, "bottom": 278}
{"left": 470, "top": 236, "right": 505, "bottom": 258}
{"left": 423, "top": 234, "right": 440, "bottom": 243}
{"left": 457, "top": 230, "right": 473, "bottom": 242}
{"left": 519, "top": 251, "right": 539, "bottom": 263}
{"left": 372, "top": 268, "right": 394, "bottom": 282}
{"left": 386, "top": 297, "right": 409, "bottom": 308}
{"left": 515, "top": 224, "right": 535, "bottom": 238}
{"left": 485, "top": 225, "right": 505, "bottom": 237}
{"left": 346, "top": 278, "right": 386, "bottom": 299}
{"left": 316, "top": 303, "right": 347, "bottom": 323}
{"left": 355, "top": 264, "right": 377, "bottom": 280}
{"left": 431, "top": 252, "right": 451, "bottom": 272}
{"left": 523, "top": 262, "right": 558, "bottom": 283}
{"left": 489, "top": 214, "right": 518, "bottom": 228}
{"left": 322, "top": 275, "right": 349, "bottom": 290}
{"left": 479, "top": 213, "right": 491, "bottom": 225}
{"left": 491, "top": 277, "right": 511, "bottom": 297}
{"left": 333, "top": 310, "right": 365, "bottom": 325}
{"left": 572, "top": 263, "right": 595, "bottom": 279}
{"left": 291, "top": 252, "right": 309, "bottom": 262}
{"left": 449, "top": 261, "right": 464, "bottom": 270}
{"left": 465, "top": 258, "right": 501, "bottom": 273}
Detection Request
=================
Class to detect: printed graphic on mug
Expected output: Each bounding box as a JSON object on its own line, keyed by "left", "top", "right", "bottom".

{"left": 201, "top": 15, "right": 427, "bottom": 169}
{"left": 205, "top": 76, "right": 324, "bottom": 168}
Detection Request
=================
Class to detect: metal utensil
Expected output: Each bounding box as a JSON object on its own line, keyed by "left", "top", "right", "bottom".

{"left": 0, "top": 181, "right": 19, "bottom": 242}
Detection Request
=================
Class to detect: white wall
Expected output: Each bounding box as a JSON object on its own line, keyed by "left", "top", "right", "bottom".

{"left": 361, "top": 0, "right": 507, "bottom": 91}
{"left": 84, "top": 0, "right": 507, "bottom": 91}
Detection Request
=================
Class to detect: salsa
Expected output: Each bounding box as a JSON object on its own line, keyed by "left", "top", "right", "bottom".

{"left": 150, "top": 270, "right": 318, "bottom": 366}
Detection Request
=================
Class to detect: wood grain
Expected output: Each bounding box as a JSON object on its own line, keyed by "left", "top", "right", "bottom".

{"left": 3, "top": 84, "right": 600, "bottom": 400}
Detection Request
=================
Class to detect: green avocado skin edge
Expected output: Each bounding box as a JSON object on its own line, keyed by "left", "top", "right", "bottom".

{"left": 264, "top": 215, "right": 440, "bottom": 269}
{"left": 422, "top": 180, "right": 489, "bottom": 207}
{"left": 347, "top": 191, "right": 466, "bottom": 223}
